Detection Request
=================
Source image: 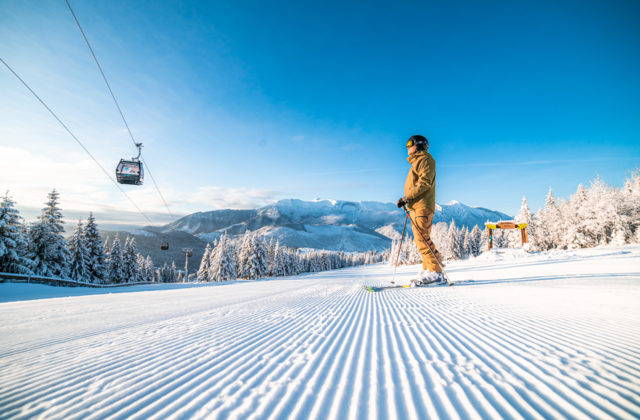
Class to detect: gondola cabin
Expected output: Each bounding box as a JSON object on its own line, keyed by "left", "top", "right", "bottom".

{"left": 161, "top": 242, "right": 169, "bottom": 250}
{"left": 116, "top": 159, "right": 144, "bottom": 185}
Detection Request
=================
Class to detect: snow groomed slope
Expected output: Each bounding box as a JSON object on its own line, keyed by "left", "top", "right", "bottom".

{"left": 1, "top": 247, "right": 639, "bottom": 419}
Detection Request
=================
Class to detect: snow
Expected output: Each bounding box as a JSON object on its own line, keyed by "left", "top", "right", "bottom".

{"left": 1, "top": 246, "right": 639, "bottom": 419}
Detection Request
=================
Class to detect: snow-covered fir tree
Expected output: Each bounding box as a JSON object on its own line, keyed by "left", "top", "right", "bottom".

{"left": 209, "top": 233, "right": 236, "bottom": 282}
{"left": 197, "top": 243, "right": 212, "bottom": 282}
{"left": 136, "top": 253, "right": 152, "bottom": 282}
{"left": 107, "top": 236, "right": 125, "bottom": 284}
{"left": 68, "top": 220, "right": 89, "bottom": 282}
{"left": 157, "top": 263, "right": 168, "bottom": 282}
{"left": 29, "top": 189, "right": 70, "bottom": 278}
{"left": 469, "top": 225, "right": 483, "bottom": 257}
{"left": 266, "top": 238, "right": 276, "bottom": 276}
{"left": 254, "top": 236, "right": 269, "bottom": 277}
{"left": 0, "top": 192, "right": 33, "bottom": 274}
{"left": 445, "top": 219, "right": 462, "bottom": 260}
{"left": 157, "top": 262, "right": 178, "bottom": 283}
{"left": 623, "top": 170, "right": 640, "bottom": 242}
{"left": 510, "top": 196, "right": 534, "bottom": 248}
{"left": 609, "top": 183, "right": 632, "bottom": 245}
{"left": 269, "top": 240, "right": 285, "bottom": 277}
{"left": 536, "top": 187, "right": 564, "bottom": 250}
{"left": 122, "top": 237, "right": 140, "bottom": 283}
{"left": 576, "top": 177, "right": 614, "bottom": 247}
{"left": 84, "top": 212, "right": 107, "bottom": 283}
{"left": 236, "top": 232, "right": 259, "bottom": 279}
{"left": 563, "top": 184, "right": 593, "bottom": 249}
{"left": 461, "top": 227, "right": 471, "bottom": 259}
{"left": 280, "top": 246, "right": 300, "bottom": 276}
{"left": 144, "top": 255, "right": 155, "bottom": 282}
{"left": 170, "top": 261, "right": 179, "bottom": 282}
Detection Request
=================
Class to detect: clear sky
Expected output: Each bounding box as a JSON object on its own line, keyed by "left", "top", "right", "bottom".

{"left": 1, "top": 0, "right": 639, "bottom": 229}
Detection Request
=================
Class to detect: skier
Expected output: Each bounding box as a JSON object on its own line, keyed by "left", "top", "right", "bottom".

{"left": 397, "top": 135, "right": 446, "bottom": 285}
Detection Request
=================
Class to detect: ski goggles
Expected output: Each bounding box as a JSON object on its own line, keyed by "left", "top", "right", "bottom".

{"left": 406, "top": 137, "right": 427, "bottom": 148}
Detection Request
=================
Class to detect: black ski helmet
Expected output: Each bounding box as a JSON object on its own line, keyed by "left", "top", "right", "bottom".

{"left": 406, "top": 134, "right": 429, "bottom": 151}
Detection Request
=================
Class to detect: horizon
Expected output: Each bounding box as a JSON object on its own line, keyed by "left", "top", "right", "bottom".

{"left": 2, "top": 1, "right": 639, "bottom": 226}
{"left": 14, "top": 194, "right": 510, "bottom": 232}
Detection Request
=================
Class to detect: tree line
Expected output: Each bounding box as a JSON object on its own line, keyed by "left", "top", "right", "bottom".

{"left": 0, "top": 189, "right": 160, "bottom": 283}
{"left": 196, "top": 231, "right": 387, "bottom": 282}
{"left": 391, "top": 170, "right": 640, "bottom": 265}
{"left": 1, "top": 189, "right": 387, "bottom": 284}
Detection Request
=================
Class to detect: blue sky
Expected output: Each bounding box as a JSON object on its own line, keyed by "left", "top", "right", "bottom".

{"left": 1, "top": 0, "right": 639, "bottom": 228}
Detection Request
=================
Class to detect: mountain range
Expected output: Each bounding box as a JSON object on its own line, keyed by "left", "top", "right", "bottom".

{"left": 103, "top": 199, "right": 510, "bottom": 271}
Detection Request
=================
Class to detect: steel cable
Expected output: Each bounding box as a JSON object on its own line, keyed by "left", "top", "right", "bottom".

{"left": 0, "top": 57, "right": 152, "bottom": 223}
{"left": 65, "top": 0, "right": 175, "bottom": 220}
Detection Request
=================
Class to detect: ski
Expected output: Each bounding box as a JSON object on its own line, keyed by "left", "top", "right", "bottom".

{"left": 362, "top": 280, "right": 454, "bottom": 292}
{"left": 362, "top": 284, "right": 411, "bottom": 292}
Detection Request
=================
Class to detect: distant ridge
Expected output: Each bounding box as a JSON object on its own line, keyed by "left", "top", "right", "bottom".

{"left": 160, "top": 199, "right": 510, "bottom": 240}
{"left": 105, "top": 199, "right": 510, "bottom": 269}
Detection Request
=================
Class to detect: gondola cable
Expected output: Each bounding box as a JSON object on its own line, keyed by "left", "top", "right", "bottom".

{"left": 0, "top": 57, "right": 152, "bottom": 223}
{"left": 65, "top": 0, "right": 175, "bottom": 221}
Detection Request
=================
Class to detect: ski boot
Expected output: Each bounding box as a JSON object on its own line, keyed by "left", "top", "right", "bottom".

{"left": 413, "top": 270, "right": 446, "bottom": 287}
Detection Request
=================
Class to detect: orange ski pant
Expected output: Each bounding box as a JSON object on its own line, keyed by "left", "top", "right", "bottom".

{"left": 410, "top": 208, "right": 443, "bottom": 272}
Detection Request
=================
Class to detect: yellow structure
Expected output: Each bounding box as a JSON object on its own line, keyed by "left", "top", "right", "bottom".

{"left": 485, "top": 221, "right": 528, "bottom": 250}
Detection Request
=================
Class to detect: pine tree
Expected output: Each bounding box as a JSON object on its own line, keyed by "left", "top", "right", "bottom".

{"left": 29, "top": 189, "right": 70, "bottom": 278}
{"left": 158, "top": 263, "right": 168, "bottom": 282}
{"left": 159, "top": 262, "right": 177, "bottom": 283}
{"left": 461, "top": 227, "right": 471, "bottom": 259}
{"left": 254, "top": 236, "right": 269, "bottom": 278}
{"left": 563, "top": 185, "right": 591, "bottom": 249}
{"left": 280, "top": 246, "right": 296, "bottom": 275}
{"left": 234, "top": 232, "right": 247, "bottom": 276}
{"left": 209, "top": 233, "right": 237, "bottom": 282}
{"left": 587, "top": 177, "right": 618, "bottom": 246}
{"left": 237, "top": 232, "right": 259, "bottom": 279}
{"left": 107, "top": 236, "right": 125, "bottom": 284}
{"left": 68, "top": 220, "right": 89, "bottom": 281}
{"left": 136, "top": 253, "right": 150, "bottom": 282}
{"left": 469, "top": 225, "right": 482, "bottom": 257}
{"left": 623, "top": 170, "right": 640, "bottom": 243}
{"left": 533, "top": 188, "right": 563, "bottom": 250}
{"left": 122, "top": 237, "right": 140, "bottom": 283}
{"left": 271, "top": 240, "right": 285, "bottom": 276}
{"left": 531, "top": 208, "right": 547, "bottom": 251}
{"left": 388, "top": 239, "right": 403, "bottom": 266}
{"left": 197, "top": 243, "right": 212, "bottom": 282}
{"left": 144, "top": 256, "right": 155, "bottom": 282}
{"left": 267, "top": 238, "right": 276, "bottom": 276}
{"left": 170, "top": 261, "right": 179, "bottom": 282}
{"left": 431, "top": 222, "right": 448, "bottom": 259}
{"left": 220, "top": 235, "right": 238, "bottom": 281}
{"left": 84, "top": 212, "right": 107, "bottom": 283}
{"left": 511, "top": 196, "right": 535, "bottom": 249}
{"left": 445, "top": 220, "right": 462, "bottom": 260}
{"left": 0, "top": 192, "right": 33, "bottom": 274}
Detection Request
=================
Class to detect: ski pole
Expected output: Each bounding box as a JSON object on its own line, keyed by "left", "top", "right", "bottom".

{"left": 403, "top": 205, "right": 453, "bottom": 285}
{"left": 391, "top": 212, "right": 409, "bottom": 285}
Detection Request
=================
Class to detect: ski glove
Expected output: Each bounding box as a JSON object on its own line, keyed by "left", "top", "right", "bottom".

{"left": 396, "top": 197, "right": 407, "bottom": 208}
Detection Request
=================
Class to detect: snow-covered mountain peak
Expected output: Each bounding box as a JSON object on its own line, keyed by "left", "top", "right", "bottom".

{"left": 147, "top": 198, "right": 509, "bottom": 252}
